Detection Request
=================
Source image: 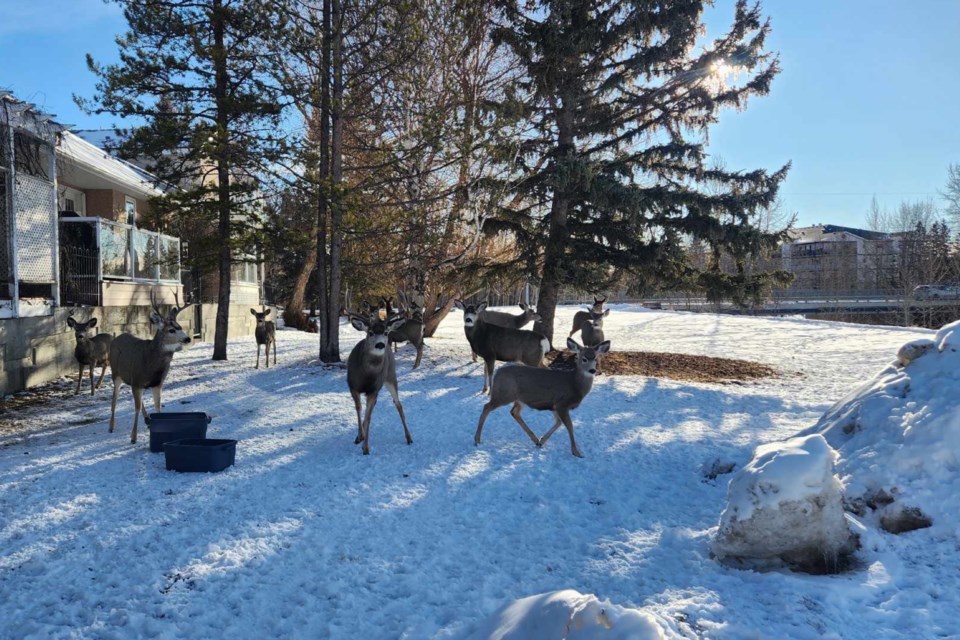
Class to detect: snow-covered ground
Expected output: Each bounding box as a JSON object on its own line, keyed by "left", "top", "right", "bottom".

{"left": 0, "top": 306, "right": 954, "bottom": 639}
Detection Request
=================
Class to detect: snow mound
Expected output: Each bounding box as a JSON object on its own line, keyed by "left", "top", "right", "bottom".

{"left": 799, "top": 319, "right": 960, "bottom": 531}
{"left": 464, "top": 590, "right": 667, "bottom": 640}
{"left": 712, "top": 434, "right": 858, "bottom": 571}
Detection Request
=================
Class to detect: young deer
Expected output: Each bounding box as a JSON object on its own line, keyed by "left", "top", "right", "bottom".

{"left": 66, "top": 315, "right": 113, "bottom": 395}
{"left": 347, "top": 313, "right": 412, "bottom": 455}
{"left": 475, "top": 337, "right": 611, "bottom": 457}
{"left": 455, "top": 300, "right": 550, "bottom": 394}
{"left": 388, "top": 308, "right": 425, "bottom": 369}
{"left": 109, "top": 294, "right": 193, "bottom": 444}
{"left": 580, "top": 308, "right": 610, "bottom": 373}
{"left": 569, "top": 296, "right": 607, "bottom": 338}
{"left": 251, "top": 308, "right": 276, "bottom": 369}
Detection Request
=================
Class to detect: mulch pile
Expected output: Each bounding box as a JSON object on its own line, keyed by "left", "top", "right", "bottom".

{"left": 546, "top": 349, "right": 776, "bottom": 384}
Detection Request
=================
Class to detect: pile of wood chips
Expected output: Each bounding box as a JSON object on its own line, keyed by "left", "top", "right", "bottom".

{"left": 547, "top": 349, "right": 776, "bottom": 384}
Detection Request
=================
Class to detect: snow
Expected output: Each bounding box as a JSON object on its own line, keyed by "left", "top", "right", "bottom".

{"left": 1, "top": 306, "right": 958, "bottom": 638}
{"left": 712, "top": 434, "right": 857, "bottom": 570}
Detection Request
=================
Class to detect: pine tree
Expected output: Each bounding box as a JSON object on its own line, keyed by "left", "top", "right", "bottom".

{"left": 79, "top": 0, "right": 286, "bottom": 360}
{"left": 487, "top": 0, "right": 789, "bottom": 342}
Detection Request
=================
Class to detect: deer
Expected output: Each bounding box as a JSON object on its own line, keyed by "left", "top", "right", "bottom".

{"left": 347, "top": 313, "right": 412, "bottom": 455}
{"left": 580, "top": 308, "right": 610, "bottom": 373}
{"left": 66, "top": 315, "right": 113, "bottom": 395}
{"left": 467, "top": 303, "right": 542, "bottom": 362}
{"left": 109, "top": 292, "right": 193, "bottom": 444}
{"left": 474, "top": 337, "right": 611, "bottom": 457}
{"left": 251, "top": 307, "right": 276, "bottom": 368}
{"left": 569, "top": 296, "right": 607, "bottom": 338}
{"left": 388, "top": 308, "right": 425, "bottom": 369}
{"left": 455, "top": 300, "right": 550, "bottom": 394}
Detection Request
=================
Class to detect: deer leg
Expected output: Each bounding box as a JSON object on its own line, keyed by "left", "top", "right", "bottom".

{"left": 471, "top": 351, "right": 478, "bottom": 363}
{"left": 75, "top": 364, "right": 84, "bottom": 395}
{"left": 88, "top": 364, "right": 96, "bottom": 396}
{"left": 351, "top": 390, "right": 364, "bottom": 444}
{"left": 272, "top": 340, "right": 277, "bottom": 366}
{"left": 131, "top": 387, "right": 144, "bottom": 444}
{"left": 360, "top": 391, "right": 379, "bottom": 455}
{"left": 539, "top": 412, "right": 563, "bottom": 447}
{"left": 385, "top": 382, "right": 412, "bottom": 445}
{"left": 474, "top": 404, "right": 494, "bottom": 446}
{"left": 558, "top": 409, "right": 583, "bottom": 458}
{"left": 109, "top": 376, "right": 121, "bottom": 433}
{"left": 152, "top": 386, "right": 162, "bottom": 415}
{"left": 413, "top": 342, "right": 423, "bottom": 369}
{"left": 482, "top": 358, "right": 495, "bottom": 394}
{"left": 95, "top": 362, "right": 107, "bottom": 391}
{"left": 255, "top": 343, "right": 261, "bottom": 369}
{"left": 509, "top": 402, "right": 542, "bottom": 447}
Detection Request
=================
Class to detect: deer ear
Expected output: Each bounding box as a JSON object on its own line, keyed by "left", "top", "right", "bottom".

{"left": 149, "top": 311, "right": 164, "bottom": 327}
{"left": 454, "top": 300, "right": 464, "bottom": 310}
{"left": 519, "top": 303, "right": 527, "bottom": 310}
{"left": 250, "top": 308, "right": 257, "bottom": 316}
{"left": 602, "top": 309, "right": 610, "bottom": 317}
{"left": 88, "top": 318, "right": 98, "bottom": 328}
{"left": 476, "top": 302, "right": 488, "bottom": 313}
{"left": 67, "top": 317, "right": 76, "bottom": 328}
{"left": 566, "top": 338, "right": 581, "bottom": 353}
{"left": 350, "top": 316, "right": 368, "bottom": 332}
{"left": 388, "top": 316, "right": 406, "bottom": 332}
{"left": 596, "top": 340, "right": 611, "bottom": 354}
{"left": 264, "top": 309, "right": 271, "bottom": 316}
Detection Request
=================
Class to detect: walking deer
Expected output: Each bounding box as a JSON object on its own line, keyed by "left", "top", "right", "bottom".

{"left": 474, "top": 337, "right": 611, "bottom": 457}
{"left": 109, "top": 293, "right": 193, "bottom": 444}
{"left": 455, "top": 301, "right": 550, "bottom": 394}
{"left": 569, "top": 296, "right": 607, "bottom": 338}
{"left": 66, "top": 315, "right": 113, "bottom": 395}
{"left": 251, "top": 308, "right": 276, "bottom": 368}
{"left": 347, "top": 313, "right": 412, "bottom": 455}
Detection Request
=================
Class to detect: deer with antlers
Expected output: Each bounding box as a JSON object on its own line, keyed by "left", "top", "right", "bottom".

{"left": 109, "top": 291, "right": 193, "bottom": 444}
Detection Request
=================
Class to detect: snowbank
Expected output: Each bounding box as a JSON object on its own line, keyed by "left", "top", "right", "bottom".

{"left": 798, "top": 319, "right": 960, "bottom": 532}
{"left": 463, "top": 590, "right": 666, "bottom": 640}
{"left": 712, "top": 434, "right": 857, "bottom": 571}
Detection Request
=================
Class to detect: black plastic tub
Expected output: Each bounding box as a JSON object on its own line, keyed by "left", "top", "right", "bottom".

{"left": 148, "top": 413, "right": 211, "bottom": 453}
{"left": 163, "top": 439, "right": 237, "bottom": 472}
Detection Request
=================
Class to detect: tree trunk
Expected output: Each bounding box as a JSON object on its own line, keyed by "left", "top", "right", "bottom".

{"left": 316, "top": 0, "right": 333, "bottom": 358}
{"left": 320, "top": 0, "right": 343, "bottom": 363}
{"left": 423, "top": 293, "right": 455, "bottom": 338}
{"left": 534, "top": 100, "right": 574, "bottom": 346}
{"left": 212, "top": 0, "right": 232, "bottom": 361}
{"left": 285, "top": 243, "right": 317, "bottom": 329}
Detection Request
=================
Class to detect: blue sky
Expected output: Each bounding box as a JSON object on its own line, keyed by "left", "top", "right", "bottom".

{"left": 2, "top": 0, "right": 958, "bottom": 229}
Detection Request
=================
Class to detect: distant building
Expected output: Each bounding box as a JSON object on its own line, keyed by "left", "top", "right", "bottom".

{"left": 781, "top": 225, "right": 900, "bottom": 292}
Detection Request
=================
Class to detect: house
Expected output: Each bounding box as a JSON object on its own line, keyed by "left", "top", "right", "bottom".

{"left": 780, "top": 224, "right": 900, "bottom": 292}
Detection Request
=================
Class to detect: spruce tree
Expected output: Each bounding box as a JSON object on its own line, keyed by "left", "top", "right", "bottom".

{"left": 79, "top": 0, "right": 286, "bottom": 360}
{"left": 487, "top": 0, "right": 790, "bottom": 342}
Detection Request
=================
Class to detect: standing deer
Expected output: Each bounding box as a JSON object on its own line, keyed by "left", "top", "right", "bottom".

{"left": 455, "top": 301, "right": 550, "bottom": 394}
{"left": 388, "top": 308, "right": 425, "bottom": 369}
{"left": 468, "top": 303, "right": 541, "bottom": 362}
{"left": 109, "top": 293, "right": 193, "bottom": 444}
{"left": 580, "top": 308, "right": 610, "bottom": 373}
{"left": 474, "top": 337, "right": 611, "bottom": 457}
{"left": 347, "top": 313, "right": 412, "bottom": 455}
{"left": 66, "top": 315, "right": 113, "bottom": 395}
{"left": 569, "top": 296, "right": 607, "bottom": 338}
{"left": 251, "top": 308, "right": 276, "bottom": 369}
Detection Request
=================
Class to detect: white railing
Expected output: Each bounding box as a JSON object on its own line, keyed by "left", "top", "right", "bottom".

{"left": 60, "top": 217, "right": 181, "bottom": 284}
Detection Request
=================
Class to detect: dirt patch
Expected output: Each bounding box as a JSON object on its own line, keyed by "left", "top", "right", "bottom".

{"left": 0, "top": 379, "right": 83, "bottom": 437}
{"left": 547, "top": 350, "right": 776, "bottom": 384}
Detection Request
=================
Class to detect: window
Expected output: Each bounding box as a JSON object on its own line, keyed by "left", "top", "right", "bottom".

{"left": 59, "top": 186, "right": 86, "bottom": 215}
{"left": 124, "top": 196, "right": 137, "bottom": 226}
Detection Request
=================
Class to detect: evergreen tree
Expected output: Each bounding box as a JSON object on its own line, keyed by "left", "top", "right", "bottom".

{"left": 486, "top": 0, "right": 790, "bottom": 342}
{"left": 78, "top": 0, "right": 286, "bottom": 360}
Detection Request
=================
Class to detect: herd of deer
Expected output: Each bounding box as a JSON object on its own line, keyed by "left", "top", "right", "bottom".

{"left": 65, "top": 290, "right": 612, "bottom": 458}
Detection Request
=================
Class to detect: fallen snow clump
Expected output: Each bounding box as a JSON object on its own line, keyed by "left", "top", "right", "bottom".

{"left": 712, "top": 433, "right": 858, "bottom": 571}
{"left": 463, "top": 590, "right": 667, "bottom": 640}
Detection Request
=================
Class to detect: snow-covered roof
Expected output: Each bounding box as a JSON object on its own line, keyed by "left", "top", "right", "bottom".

{"left": 57, "top": 130, "right": 166, "bottom": 199}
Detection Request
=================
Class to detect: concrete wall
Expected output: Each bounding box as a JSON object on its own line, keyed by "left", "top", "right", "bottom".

{"left": 0, "top": 303, "right": 277, "bottom": 395}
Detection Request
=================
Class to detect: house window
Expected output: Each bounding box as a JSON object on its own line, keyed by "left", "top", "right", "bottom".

{"left": 125, "top": 196, "right": 137, "bottom": 226}
{"left": 59, "top": 186, "right": 86, "bottom": 215}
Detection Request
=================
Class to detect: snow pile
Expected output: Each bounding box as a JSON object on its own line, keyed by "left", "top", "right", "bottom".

{"left": 712, "top": 434, "right": 858, "bottom": 571}
{"left": 463, "top": 590, "right": 666, "bottom": 640}
{"left": 799, "top": 319, "right": 960, "bottom": 532}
